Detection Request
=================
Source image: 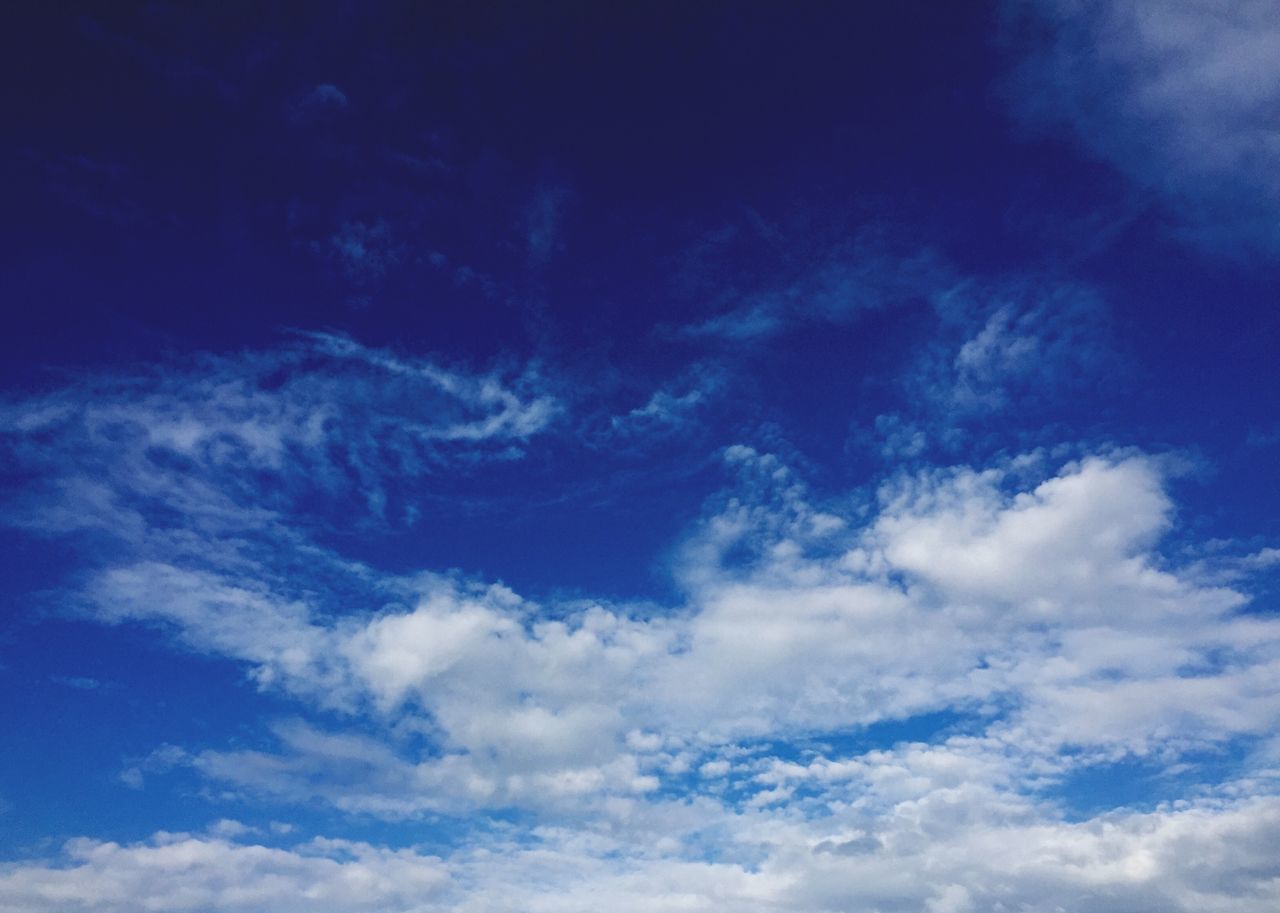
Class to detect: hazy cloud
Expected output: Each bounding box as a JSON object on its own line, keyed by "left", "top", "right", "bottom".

{"left": 1007, "top": 0, "right": 1280, "bottom": 250}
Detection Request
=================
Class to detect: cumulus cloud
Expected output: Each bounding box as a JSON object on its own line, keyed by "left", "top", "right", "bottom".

{"left": 55, "top": 445, "right": 1280, "bottom": 824}
{"left": 1006, "top": 0, "right": 1280, "bottom": 250}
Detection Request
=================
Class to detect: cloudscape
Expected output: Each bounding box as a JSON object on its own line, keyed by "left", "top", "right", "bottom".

{"left": 2, "top": 3, "right": 1279, "bottom": 911}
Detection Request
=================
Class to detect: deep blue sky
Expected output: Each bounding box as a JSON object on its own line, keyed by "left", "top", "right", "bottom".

{"left": 2, "top": 3, "right": 1280, "bottom": 911}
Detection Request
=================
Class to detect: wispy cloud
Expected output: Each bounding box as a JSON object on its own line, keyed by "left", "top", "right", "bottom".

{"left": 1, "top": 332, "right": 559, "bottom": 537}
{"left": 320, "top": 220, "right": 402, "bottom": 292}
{"left": 1006, "top": 0, "right": 1280, "bottom": 251}
{"left": 597, "top": 363, "right": 726, "bottom": 448}
{"left": 290, "top": 82, "right": 349, "bottom": 124}
{"left": 524, "top": 183, "right": 571, "bottom": 266}
{"left": 670, "top": 221, "right": 948, "bottom": 342}
{"left": 912, "top": 277, "right": 1111, "bottom": 417}
{"left": 858, "top": 276, "right": 1114, "bottom": 463}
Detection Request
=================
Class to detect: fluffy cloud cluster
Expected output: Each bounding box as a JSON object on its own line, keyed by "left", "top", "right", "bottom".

{"left": 4, "top": 793, "right": 1280, "bottom": 912}
{"left": 77, "top": 447, "right": 1280, "bottom": 823}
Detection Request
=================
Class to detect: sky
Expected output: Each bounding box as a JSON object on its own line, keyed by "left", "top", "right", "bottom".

{"left": 2, "top": 2, "right": 1280, "bottom": 910}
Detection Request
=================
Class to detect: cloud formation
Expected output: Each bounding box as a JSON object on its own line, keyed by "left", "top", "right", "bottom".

{"left": 3, "top": 315, "right": 1276, "bottom": 913}
{"left": 42, "top": 439, "right": 1279, "bottom": 825}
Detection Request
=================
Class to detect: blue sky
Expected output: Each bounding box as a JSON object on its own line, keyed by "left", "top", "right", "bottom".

{"left": 2, "top": 2, "right": 1280, "bottom": 910}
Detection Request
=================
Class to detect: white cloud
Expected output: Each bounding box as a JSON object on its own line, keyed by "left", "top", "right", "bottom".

{"left": 870, "top": 413, "right": 928, "bottom": 460}
{"left": 699, "top": 760, "right": 731, "bottom": 778}
{"left": 608, "top": 384, "right": 711, "bottom": 438}
{"left": 87, "top": 562, "right": 349, "bottom": 706}
{"left": 0, "top": 333, "right": 558, "bottom": 537}
{"left": 206, "top": 819, "right": 255, "bottom": 839}
{"left": 1242, "top": 547, "right": 1280, "bottom": 570}
{"left": 3, "top": 793, "right": 1280, "bottom": 912}
{"left": 67, "top": 447, "right": 1280, "bottom": 821}
{"left": 0, "top": 833, "right": 449, "bottom": 913}
{"left": 679, "top": 302, "right": 785, "bottom": 341}
{"left": 872, "top": 455, "right": 1180, "bottom": 617}
{"left": 1008, "top": 0, "right": 1280, "bottom": 248}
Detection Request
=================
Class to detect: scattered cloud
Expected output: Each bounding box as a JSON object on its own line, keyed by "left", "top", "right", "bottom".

{"left": 7, "top": 337, "right": 1275, "bottom": 860}
{"left": 679, "top": 301, "right": 786, "bottom": 342}
{"left": 866, "top": 413, "right": 929, "bottom": 461}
